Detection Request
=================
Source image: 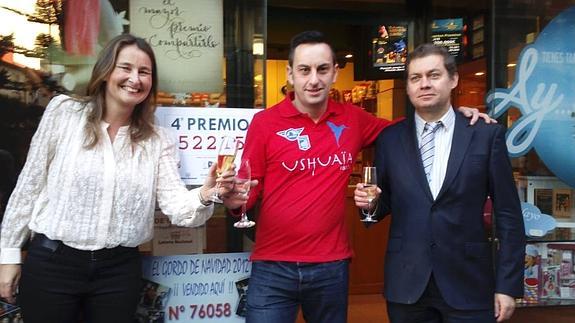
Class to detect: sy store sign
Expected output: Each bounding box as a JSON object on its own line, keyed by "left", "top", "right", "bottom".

{"left": 487, "top": 6, "right": 575, "bottom": 188}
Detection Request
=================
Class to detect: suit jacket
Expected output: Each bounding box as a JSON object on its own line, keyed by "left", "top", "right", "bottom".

{"left": 374, "top": 111, "right": 525, "bottom": 310}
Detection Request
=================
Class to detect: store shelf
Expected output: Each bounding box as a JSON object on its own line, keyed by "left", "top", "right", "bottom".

{"left": 515, "top": 175, "right": 575, "bottom": 307}
{"left": 556, "top": 220, "right": 575, "bottom": 229}
{"left": 517, "top": 298, "right": 575, "bottom": 308}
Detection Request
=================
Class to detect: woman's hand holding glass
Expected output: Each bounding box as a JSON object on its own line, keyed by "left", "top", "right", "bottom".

{"left": 200, "top": 162, "right": 236, "bottom": 204}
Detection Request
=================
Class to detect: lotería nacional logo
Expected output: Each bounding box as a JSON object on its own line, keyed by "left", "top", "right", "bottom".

{"left": 486, "top": 6, "right": 575, "bottom": 188}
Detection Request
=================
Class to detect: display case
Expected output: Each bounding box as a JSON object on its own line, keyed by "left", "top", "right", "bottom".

{"left": 515, "top": 176, "right": 575, "bottom": 307}
{"left": 516, "top": 176, "right": 575, "bottom": 240}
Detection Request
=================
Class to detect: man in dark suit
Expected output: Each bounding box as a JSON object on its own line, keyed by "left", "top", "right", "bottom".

{"left": 355, "top": 43, "right": 525, "bottom": 322}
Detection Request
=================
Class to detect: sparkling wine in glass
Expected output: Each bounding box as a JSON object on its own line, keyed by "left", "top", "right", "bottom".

{"left": 212, "top": 136, "right": 238, "bottom": 203}
{"left": 361, "top": 166, "right": 378, "bottom": 222}
{"left": 233, "top": 159, "right": 255, "bottom": 228}
{"left": 217, "top": 154, "right": 236, "bottom": 177}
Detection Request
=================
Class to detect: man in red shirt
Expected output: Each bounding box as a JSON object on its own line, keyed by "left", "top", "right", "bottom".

{"left": 224, "top": 31, "right": 487, "bottom": 323}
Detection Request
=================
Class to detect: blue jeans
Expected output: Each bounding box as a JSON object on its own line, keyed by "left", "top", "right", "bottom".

{"left": 246, "top": 260, "right": 349, "bottom": 323}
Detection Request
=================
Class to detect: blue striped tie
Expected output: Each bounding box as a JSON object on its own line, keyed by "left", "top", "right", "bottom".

{"left": 420, "top": 122, "right": 443, "bottom": 183}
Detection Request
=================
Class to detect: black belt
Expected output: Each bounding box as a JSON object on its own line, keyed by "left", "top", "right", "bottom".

{"left": 31, "top": 233, "right": 138, "bottom": 261}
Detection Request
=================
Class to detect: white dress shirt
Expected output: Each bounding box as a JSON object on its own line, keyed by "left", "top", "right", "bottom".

{"left": 415, "top": 108, "right": 455, "bottom": 199}
{"left": 1, "top": 95, "right": 213, "bottom": 263}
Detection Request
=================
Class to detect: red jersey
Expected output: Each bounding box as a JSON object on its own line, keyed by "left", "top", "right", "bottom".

{"left": 243, "top": 94, "right": 392, "bottom": 262}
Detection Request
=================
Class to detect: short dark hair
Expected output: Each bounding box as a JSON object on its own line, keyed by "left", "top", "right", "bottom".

{"left": 288, "top": 30, "right": 337, "bottom": 67}
{"left": 407, "top": 43, "right": 457, "bottom": 78}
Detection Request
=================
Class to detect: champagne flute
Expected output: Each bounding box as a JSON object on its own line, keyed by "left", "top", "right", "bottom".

{"left": 361, "top": 166, "right": 378, "bottom": 222}
{"left": 233, "top": 159, "right": 255, "bottom": 228}
{"left": 212, "top": 135, "right": 238, "bottom": 203}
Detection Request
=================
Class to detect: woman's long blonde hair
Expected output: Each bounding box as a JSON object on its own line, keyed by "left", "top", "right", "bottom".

{"left": 83, "top": 33, "right": 158, "bottom": 148}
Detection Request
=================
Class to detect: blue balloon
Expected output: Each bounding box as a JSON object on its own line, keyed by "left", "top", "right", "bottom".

{"left": 487, "top": 6, "right": 575, "bottom": 188}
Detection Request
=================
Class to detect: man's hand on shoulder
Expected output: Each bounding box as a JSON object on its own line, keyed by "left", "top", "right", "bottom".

{"left": 457, "top": 106, "right": 497, "bottom": 125}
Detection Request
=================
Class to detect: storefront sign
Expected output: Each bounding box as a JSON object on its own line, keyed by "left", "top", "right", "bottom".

{"left": 137, "top": 253, "right": 251, "bottom": 322}
{"left": 521, "top": 202, "right": 557, "bottom": 237}
{"left": 431, "top": 18, "right": 464, "bottom": 60}
{"left": 130, "top": 0, "right": 224, "bottom": 93}
{"left": 487, "top": 6, "right": 575, "bottom": 188}
{"left": 155, "top": 107, "right": 261, "bottom": 185}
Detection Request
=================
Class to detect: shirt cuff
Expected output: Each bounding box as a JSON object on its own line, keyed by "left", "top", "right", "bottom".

{"left": 198, "top": 188, "right": 213, "bottom": 206}
{"left": 0, "top": 248, "right": 22, "bottom": 264}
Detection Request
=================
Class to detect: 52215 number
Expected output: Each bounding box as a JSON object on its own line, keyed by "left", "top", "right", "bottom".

{"left": 177, "top": 136, "right": 245, "bottom": 151}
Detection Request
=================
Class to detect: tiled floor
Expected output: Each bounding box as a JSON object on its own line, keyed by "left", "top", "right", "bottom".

{"left": 295, "top": 294, "right": 389, "bottom": 323}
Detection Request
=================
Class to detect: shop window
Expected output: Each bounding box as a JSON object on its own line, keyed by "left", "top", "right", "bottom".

{"left": 489, "top": 1, "right": 575, "bottom": 306}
